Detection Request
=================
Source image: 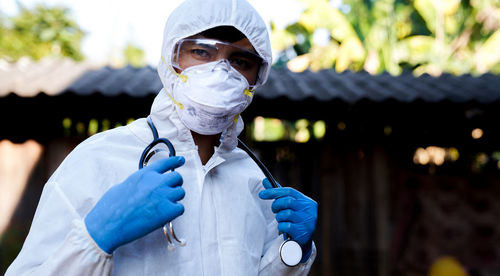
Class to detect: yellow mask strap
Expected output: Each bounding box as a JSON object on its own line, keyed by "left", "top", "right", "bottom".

{"left": 159, "top": 56, "right": 185, "bottom": 109}
{"left": 161, "top": 56, "right": 188, "bottom": 83}
{"left": 244, "top": 88, "right": 254, "bottom": 98}
{"left": 233, "top": 114, "right": 239, "bottom": 123}
{"left": 163, "top": 88, "right": 184, "bottom": 110}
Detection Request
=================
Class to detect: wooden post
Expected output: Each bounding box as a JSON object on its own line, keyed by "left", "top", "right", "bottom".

{"left": 372, "top": 146, "right": 391, "bottom": 276}
{"left": 0, "top": 140, "right": 43, "bottom": 237}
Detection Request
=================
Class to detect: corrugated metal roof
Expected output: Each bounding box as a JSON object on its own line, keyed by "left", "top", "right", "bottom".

{"left": 65, "top": 66, "right": 161, "bottom": 97}
{"left": 65, "top": 66, "right": 500, "bottom": 104}
{"left": 2, "top": 59, "right": 500, "bottom": 103}
{"left": 0, "top": 58, "right": 95, "bottom": 97}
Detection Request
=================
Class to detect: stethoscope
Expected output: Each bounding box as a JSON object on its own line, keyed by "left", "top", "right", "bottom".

{"left": 139, "top": 116, "right": 303, "bottom": 267}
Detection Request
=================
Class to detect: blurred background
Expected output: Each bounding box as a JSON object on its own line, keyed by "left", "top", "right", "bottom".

{"left": 1, "top": 0, "right": 500, "bottom": 275}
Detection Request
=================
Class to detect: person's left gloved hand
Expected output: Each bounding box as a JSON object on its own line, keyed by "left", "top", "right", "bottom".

{"left": 258, "top": 178, "right": 318, "bottom": 263}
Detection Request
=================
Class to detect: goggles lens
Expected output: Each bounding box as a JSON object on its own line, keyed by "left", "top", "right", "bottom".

{"left": 173, "top": 38, "right": 263, "bottom": 79}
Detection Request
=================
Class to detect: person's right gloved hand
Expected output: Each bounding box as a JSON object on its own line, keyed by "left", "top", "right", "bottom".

{"left": 84, "top": 156, "right": 185, "bottom": 254}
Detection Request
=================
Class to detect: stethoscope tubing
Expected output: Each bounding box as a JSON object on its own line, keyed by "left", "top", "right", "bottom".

{"left": 139, "top": 116, "right": 185, "bottom": 250}
{"left": 237, "top": 138, "right": 302, "bottom": 266}
{"left": 139, "top": 117, "right": 176, "bottom": 169}
{"left": 236, "top": 138, "right": 279, "bottom": 189}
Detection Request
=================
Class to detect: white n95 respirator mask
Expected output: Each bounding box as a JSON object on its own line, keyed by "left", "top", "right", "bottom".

{"left": 171, "top": 60, "right": 254, "bottom": 135}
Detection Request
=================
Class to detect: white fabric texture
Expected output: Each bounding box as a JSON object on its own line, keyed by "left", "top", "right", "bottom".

{"left": 6, "top": 0, "right": 317, "bottom": 274}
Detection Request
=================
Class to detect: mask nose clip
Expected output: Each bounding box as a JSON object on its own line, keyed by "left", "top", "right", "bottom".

{"left": 211, "top": 59, "right": 232, "bottom": 72}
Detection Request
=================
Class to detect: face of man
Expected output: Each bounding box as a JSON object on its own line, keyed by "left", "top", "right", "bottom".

{"left": 174, "top": 34, "right": 262, "bottom": 86}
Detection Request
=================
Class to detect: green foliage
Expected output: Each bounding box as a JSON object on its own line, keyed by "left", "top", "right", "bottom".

{"left": 273, "top": 0, "right": 500, "bottom": 76}
{"left": 0, "top": 3, "right": 85, "bottom": 61}
{"left": 123, "top": 43, "right": 146, "bottom": 68}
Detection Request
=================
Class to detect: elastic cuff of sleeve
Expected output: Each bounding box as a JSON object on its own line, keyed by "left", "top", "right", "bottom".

{"left": 74, "top": 219, "right": 113, "bottom": 258}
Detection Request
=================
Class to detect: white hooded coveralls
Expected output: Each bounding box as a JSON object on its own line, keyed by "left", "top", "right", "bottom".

{"left": 6, "top": 0, "right": 316, "bottom": 275}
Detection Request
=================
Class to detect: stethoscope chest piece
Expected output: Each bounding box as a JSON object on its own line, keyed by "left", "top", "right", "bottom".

{"left": 279, "top": 239, "right": 302, "bottom": 267}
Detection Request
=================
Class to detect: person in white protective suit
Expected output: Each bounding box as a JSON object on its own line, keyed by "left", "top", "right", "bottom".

{"left": 6, "top": 0, "right": 318, "bottom": 275}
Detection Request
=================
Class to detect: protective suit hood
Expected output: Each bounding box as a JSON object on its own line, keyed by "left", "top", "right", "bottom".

{"left": 157, "top": 0, "right": 272, "bottom": 92}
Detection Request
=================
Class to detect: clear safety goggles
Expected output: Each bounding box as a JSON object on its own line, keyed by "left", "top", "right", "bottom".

{"left": 172, "top": 38, "right": 264, "bottom": 82}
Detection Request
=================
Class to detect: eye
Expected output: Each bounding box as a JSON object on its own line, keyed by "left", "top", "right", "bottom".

{"left": 230, "top": 57, "right": 253, "bottom": 70}
{"left": 191, "top": 48, "right": 210, "bottom": 58}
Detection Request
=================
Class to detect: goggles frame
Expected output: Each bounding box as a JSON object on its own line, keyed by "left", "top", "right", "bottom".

{"left": 172, "top": 38, "right": 264, "bottom": 85}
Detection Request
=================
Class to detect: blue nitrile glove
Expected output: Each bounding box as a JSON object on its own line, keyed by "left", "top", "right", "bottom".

{"left": 259, "top": 178, "right": 317, "bottom": 263}
{"left": 84, "top": 156, "right": 185, "bottom": 254}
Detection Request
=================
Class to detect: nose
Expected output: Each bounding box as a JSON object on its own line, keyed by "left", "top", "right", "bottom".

{"left": 212, "top": 46, "right": 234, "bottom": 68}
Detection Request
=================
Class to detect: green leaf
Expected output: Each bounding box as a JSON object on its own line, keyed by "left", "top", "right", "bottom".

{"left": 414, "top": 0, "right": 437, "bottom": 35}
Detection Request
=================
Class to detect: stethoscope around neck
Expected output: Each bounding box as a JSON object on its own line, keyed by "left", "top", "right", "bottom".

{"left": 139, "top": 116, "right": 303, "bottom": 267}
